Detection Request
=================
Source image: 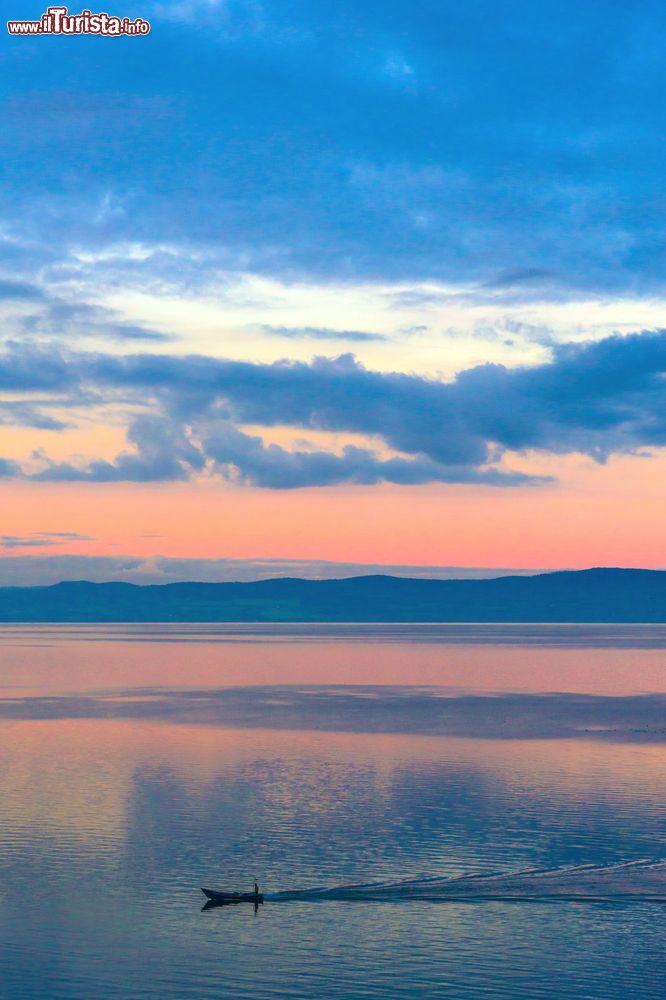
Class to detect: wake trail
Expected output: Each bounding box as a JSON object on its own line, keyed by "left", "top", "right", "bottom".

{"left": 266, "top": 860, "right": 666, "bottom": 904}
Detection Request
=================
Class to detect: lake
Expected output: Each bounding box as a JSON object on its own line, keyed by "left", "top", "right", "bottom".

{"left": 0, "top": 624, "right": 664, "bottom": 999}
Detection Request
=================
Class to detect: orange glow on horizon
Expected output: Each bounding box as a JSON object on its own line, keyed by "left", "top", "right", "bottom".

{"left": 0, "top": 447, "right": 664, "bottom": 570}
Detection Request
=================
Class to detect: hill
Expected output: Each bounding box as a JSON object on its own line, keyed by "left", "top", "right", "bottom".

{"left": 0, "top": 568, "right": 665, "bottom": 622}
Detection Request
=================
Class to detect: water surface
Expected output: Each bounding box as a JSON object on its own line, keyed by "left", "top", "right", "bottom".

{"left": 0, "top": 625, "right": 663, "bottom": 999}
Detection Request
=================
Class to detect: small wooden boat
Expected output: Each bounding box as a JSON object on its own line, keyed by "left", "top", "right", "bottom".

{"left": 201, "top": 887, "right": 264, "bottom": 904}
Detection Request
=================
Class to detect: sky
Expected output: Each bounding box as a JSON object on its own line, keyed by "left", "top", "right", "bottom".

{"left": 2, "top": 0, "right": 666, "bottom": 583}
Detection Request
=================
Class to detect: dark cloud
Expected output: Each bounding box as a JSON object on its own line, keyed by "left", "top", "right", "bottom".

{"left": 2, "top": 329, "right": 666, "bottom": 486}
{"left": 204, "top": 422, "right": 535, "bottom": 487}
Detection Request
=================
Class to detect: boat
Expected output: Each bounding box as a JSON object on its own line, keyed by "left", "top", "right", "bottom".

{"left": 201, "top": 887, "right": 264, "bottom": 904}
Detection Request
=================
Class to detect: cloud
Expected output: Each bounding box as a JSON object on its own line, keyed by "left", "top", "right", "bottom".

{"left": 260, "top": 325, "right": 387, "bottom": 343}
{"left": 3, "top": 328, "right": 666, "bottom": 486}
{"left": 0, "top": 555, "right": 543, "bottom": 587}
{"left": 385, "top": 288, "right": 453, "bottom": 310}
{"left": 0, "top": 401, "right": 71, "bottom": 430}
{"left": 0, "top": 279, "right": 47, "bottom": 302}
{"left": 0, "top": 532, "right": 93, "bottom": 550}
{"left": 19, "top": 299, "right": 174, "bottom": 343}
{"left": 483, "top": 268, "right": 561, "bottom": 290}
{"left": 3, "top": 2, "right": 666, "bottom": 295}
{"left": 204, "top": 422, "right": 536, "bottom": 487}
{"left": 0, "top": 458, "right": 21, "bottom": 477}
{"left": 34, "top": 414, "right": 205, "bottom": 482}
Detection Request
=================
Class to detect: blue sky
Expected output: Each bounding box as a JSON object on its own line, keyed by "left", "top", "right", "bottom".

{"left": 3, "top": 0, "right": 666, "bottom": 289}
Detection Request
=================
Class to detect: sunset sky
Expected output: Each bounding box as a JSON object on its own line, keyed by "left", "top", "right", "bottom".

{"left": 2, "top": 0, "right": 666, "bottom": 583}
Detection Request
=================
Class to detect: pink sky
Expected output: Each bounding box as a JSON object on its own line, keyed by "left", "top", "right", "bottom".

{"left": 1, "top": 447, "right": 664, "bottom": 571}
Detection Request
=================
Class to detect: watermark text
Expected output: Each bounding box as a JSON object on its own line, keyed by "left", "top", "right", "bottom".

{"left": 7, "top": 6, "right": 151, "bottom": 35}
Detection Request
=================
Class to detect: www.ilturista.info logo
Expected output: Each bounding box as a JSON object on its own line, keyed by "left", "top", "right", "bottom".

{"left": 7, "top": 6, "right": 150, "bottom": 34}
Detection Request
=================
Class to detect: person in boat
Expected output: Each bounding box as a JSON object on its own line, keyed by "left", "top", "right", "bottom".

{"left": 254, "top": 881, "right": 260, "bottom": 897}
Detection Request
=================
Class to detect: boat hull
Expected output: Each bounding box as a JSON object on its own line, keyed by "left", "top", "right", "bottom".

{"left": 201, "top": 888, "right": 264, "bottom": 904}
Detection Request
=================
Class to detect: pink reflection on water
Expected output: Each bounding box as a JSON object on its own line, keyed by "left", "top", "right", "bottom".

{"left": 0, "top": 625, "right": 664, "bottom": 697}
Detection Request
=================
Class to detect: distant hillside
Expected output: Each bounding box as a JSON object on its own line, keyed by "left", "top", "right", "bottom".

{"left": 0, "top": 568, "right": 665, "bottom": 622}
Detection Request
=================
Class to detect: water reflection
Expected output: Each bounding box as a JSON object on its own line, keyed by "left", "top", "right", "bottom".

{"left": 0, "top": 685, "right": 664, "bottom": 742}
{"left": 201, "top": 899, "right": 263, "bottom": 913}
{"left": 2, "top": 624, "right": 666, "bottom": 699}
{"left": 0, "top": 628, "right": 664, "bottom": 999}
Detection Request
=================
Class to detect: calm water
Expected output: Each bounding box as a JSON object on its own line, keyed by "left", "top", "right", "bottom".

{"left": 0, "top": 624, "right": 664, "bottom": 999}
